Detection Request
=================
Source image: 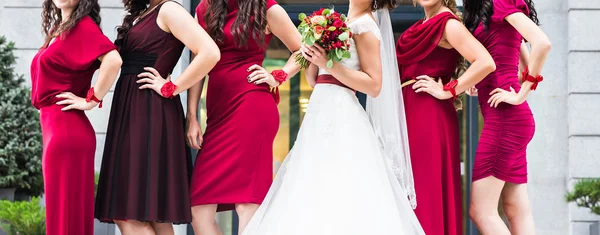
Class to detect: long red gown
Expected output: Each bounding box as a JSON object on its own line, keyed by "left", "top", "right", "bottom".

{"left": 190, "top": 0, "right": 280, "bottom": 211}
{"left": 30, "top": 16, "right": 116, "bottom": 235}
{"left": 472, "top": 0, "right": 535, "bottom": 184}
{"left": 396, "top": 12, "right": 463, "bottom": 235}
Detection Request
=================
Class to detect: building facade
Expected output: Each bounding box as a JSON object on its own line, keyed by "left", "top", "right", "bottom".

{"left": 0, "top": 0, "right": 598, "bottom": 234}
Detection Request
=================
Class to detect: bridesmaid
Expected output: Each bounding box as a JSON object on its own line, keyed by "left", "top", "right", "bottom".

{"left": 31, "top": 0, "right": 122, "bottom": 234}
{"left": 464, "top": 0, "right": 550, "bottom": 234}
{"left": 94, "top": 0, "right": 220, "bottom": 234}
{"left": 185, "top": 0, "right": 301, "bottom": 233}
{"left": 396, "top": 0, "right": 496, "bottom": 234}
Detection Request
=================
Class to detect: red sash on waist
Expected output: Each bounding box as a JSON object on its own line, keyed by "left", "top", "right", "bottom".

{"left": 316, "top": 74, "right": 352, "bottom": 90}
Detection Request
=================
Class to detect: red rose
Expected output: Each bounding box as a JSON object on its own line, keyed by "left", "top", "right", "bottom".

{"left": 333, "top": 20, "right": 344, "bottom": 28}
{"left": 315, "top": 8, "right": 324, "bottom": 15}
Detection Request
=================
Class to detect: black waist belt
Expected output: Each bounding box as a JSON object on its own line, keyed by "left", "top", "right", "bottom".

{"left": 120, "top": 53, "right": 158, "bottom": 75}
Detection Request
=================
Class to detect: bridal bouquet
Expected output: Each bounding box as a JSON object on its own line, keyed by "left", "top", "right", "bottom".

{"left": 295, "top": 8, "right": 352, "bottom": 69}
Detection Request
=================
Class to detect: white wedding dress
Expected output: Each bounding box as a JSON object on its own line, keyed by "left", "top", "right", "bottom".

{"left": 242, "top": 12, "right": 425, "bottom": 235}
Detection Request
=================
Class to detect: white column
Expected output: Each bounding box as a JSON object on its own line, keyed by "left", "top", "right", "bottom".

{"left": 526, "top": 1, "right": 569, "bottom": 235}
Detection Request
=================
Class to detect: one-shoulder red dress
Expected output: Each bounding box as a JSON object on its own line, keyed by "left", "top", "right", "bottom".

{"left": 396, "top": 12, "right": 463, "bottom": 235}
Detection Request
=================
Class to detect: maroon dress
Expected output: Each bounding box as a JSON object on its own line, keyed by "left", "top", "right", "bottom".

{"left": 30, "top": 16, "right": 116, "bottom": 235}
{"left": 95, "top": 1, "right": 192, "bottom": 223}
{"left": 396, "top": 12, "right": 463, "bottom": 235}
{"left": 472, "top": 0, "right": 535, "bottom": 184}
{"left": 190, "top": 0, "right": 280, "bottom": 211}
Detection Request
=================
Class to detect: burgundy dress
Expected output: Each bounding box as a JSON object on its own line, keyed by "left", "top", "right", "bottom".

{"left": 396, "top": 12, "right": 463, "bottom": 235}
{"left": 190, "top": 0, "right": 280, "bottom": 211}
{"left": 472, "top": 0, "right": 535, "bottom": 184}
{"left": 30, "top": 16, "right": 116, "bottom": 235}
{"left": 95, "top": 1, "right": 192, "bottom": 223}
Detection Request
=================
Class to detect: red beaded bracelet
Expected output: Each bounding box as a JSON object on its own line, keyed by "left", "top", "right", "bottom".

{"left": 160, "top": 81, "right": 177, "bottom": 99}
{"left": 86, "top": 87, "right": 103, "bottom": 108}
{"left": 270, "top": 70, "right": 288, "bottom": 105}
{"left": 443, "top": 79, "right": 459, "bottom": 100}
{"left": 521, "top": 66, "right": 543, "bottom": 90}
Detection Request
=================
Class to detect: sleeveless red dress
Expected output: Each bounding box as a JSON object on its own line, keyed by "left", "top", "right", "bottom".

{"left": 30, "top": 16, "right": 116, "bottom": 235}
{"left": 95, "top": 2, "right": 192, "bottom": 223}
{"left": 190, "top": 0, "right": 280, "bottom": 211}
{"left": 396, "top": 12, "right": 463, "bottom": 235}
{"left": 472, "top": 0, "right": 535, "bottom": 184}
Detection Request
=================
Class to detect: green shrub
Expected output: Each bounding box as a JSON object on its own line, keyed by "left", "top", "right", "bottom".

{"left": 0, "top": 36, "right": 43, "bottom": 196}
{"left": 0, "top": 197, "right": 45, "bottom": 235}
{"left": 566, "top": 179, "right": 600, "bottom": 215}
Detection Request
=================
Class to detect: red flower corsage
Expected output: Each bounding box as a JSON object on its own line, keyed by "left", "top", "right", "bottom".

{"left": 270, "top": 70, "right": 288, "bottom": 105}
{"left": 160, "top": 81, "right": 177, "bottom": 99}
{"left": 521, "top": 66, "right": 543, "bottom": 90}
{"left": 85, "top": 87, "right": 103, "bottom": 108}
{"left": 443, "top": 79, "right": 459, "bottom": 100}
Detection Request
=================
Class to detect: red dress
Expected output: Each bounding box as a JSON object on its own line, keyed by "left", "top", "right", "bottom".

{"left": 94, "top": 1, "right": 192, "bottom": 223}
{"left": 472, "top": 0, "right": 535, "bottom": 184}
{"left": 30, "top": 16, "right": 116, "bottom": 235}
{"left": 190, "top": 0, "right": 280, "bottom": 211}
{"left": 396, "top": 12, "right": 463, "bottom": 235}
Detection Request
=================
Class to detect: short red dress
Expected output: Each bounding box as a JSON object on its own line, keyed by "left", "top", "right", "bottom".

{"left": 472, "top": 0, "right": 535, "bottom": 184}
{"left": 190, "top": 0, "right": 280, "bottom": 211}
{"left": 30, "top": 16, "right": 116, "bottom": 235}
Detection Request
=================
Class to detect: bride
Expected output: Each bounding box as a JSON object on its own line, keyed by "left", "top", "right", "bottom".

{"left": 242, "top": 0, "right": 424, "bottom": 234}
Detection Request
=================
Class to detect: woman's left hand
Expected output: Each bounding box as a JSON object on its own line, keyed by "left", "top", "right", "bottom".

{"left": 301, "top": 44, "right": 328, "bottom": 68}
{"left": 55, "top": 92, "right": 98, "bottom": 111}
{"left": 412, "top": 75, "right": 453, "bottom": 100}
{"left": 137, "top": 67, "right": 171, "bottom": 97}
{"left": 247, "top": 65, "right": 280, "bottom": 87}
{"left": 488, "top": 86, "right": 525, "bottom": 108}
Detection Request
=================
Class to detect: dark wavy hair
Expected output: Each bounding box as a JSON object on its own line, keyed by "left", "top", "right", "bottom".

{"left": 464, "top": 0, "right": 539, "bottom": 32}
{"left": 372, "top": 0, "right": 398, "bottom": 10}
{"left": 115, "top": 0, "right": 150, "bottom": 48}
{"left": 204, "top": 0, "right": 267, "bottom": 48}
{"left": 41, "top": 0, "right": 101, "bottom": 47}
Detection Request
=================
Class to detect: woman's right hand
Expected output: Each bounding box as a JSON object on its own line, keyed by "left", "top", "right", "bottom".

{"left": 186, "top": 116, "right": 203, "bottom": 150}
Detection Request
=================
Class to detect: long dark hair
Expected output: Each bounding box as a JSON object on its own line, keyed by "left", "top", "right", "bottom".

{"left": 464, "top": 0, "right": 539, "bottom": 32}
{"left": 115, "top": 0, "right": 149, "bottom": 47}
{"left": 204, "top": 0, "right": 267, "bottom": 48}
{"left": 41, "top": 0, "right": 101, "bottom": 47}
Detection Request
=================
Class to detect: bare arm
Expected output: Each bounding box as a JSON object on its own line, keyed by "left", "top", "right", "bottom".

{"left": 138, "top": 2, "right": 219, "bottom": 96}
{"left": 519, "top": 40, "right": 529, "bottom": 73}
{"left": 248, "top": 5, "right": 302, "bottom": 86}
{"left": 507, "top": 13, "right": 551, "bottom": 79}
{"left": 306, "top": 63, "right": 318, "bottom": 88}
{"left": 94, "top": 50, "right": 123, "bottom": 100}
{"left": 186, "top": 53, "right": 206, "bottom": 119}
{"left": 267, "top": 5, "right": 302, "bottom": 79}
{"left": 445, "top": 19, "right": 495, "bottom": 94}
{"left": 303, "top": 30, "right": 383, "bottom": 97}
{"left": 488, "top": 13, "right": 551, "bottom": 107}
{"left": 413, "top": 18, "right": 495, "bottom": 99}
{"left": 56, "top": 50, "right": 122, "bottom": 111}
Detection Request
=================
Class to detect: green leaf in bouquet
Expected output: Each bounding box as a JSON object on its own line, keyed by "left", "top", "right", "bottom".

{"left": 335, "top": 48, "right": 343, "bottom": 58}
{"left": 338, "top": 32, "right": 349, "bottom": 41}
{"left": 322, "top": 9, "right": 331, "bottom": 16}
{"left": 306, "top": 35, "right": 316, "bottom": 46}
{"left": 326, "top": 59, "right": 334, "bottom": 68}
{"left": 298, "top": 13, "right": 306, "bottom": 21}
{"left": 328, "top": 26, "right": 336, "bottom": 31}
{"left": 333, "top": 55, "right": 342, "bottom": 62}
{"left": 343, "top": 50, "right": 351, "bottom": 59}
